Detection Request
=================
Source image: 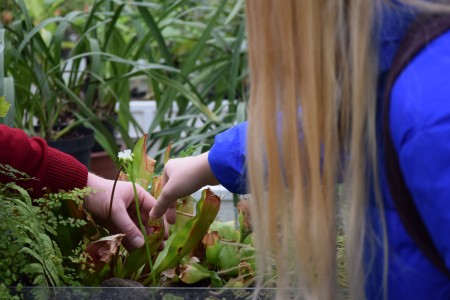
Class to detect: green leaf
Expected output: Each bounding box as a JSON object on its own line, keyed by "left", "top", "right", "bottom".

{"left": 181, "top": 0, "right": 227, "bottom": 75}
{"left": 179, "top": 262, "right": 211, "bottom": 284}
{"left": 32, "top": 274, "right": 45, "bottom": 285}
{"left": 217, "top": 244, "right": 240, "bottom": 276}
{"left": 147, "top": 72, "right": 219, "bottom": 126}
{"left": 224, "top": 0, "right": 245, "bottom": 25}
{"left": 236, "top": 101, "right": 247, "bottom": 124}
{"left": 0, "top": 96, "right": 11, "bottom": 117}
{"left": 82, "top": 0, "right": 106, "bottom": 34}
{"left": 103, "top": 4, "right": 126, "bottom": 50}
{"left": 169, "top": 195, "right": 196, "bottom": 235}
{"left": 130, "top": 135, "right": 155, "bottom": 190}
{"left": 135, "top": 0, "right": 173, "bottom": 67}
{"left": 150, "top": 189, "right": 221, "bottom": 278}
{"left": 210, "top": 220, "right": 240, "bottom": 242}
{"left": 204, "top": 231, "right": 220, "bottom": 265}
{"left": 228, "top": 21, "right": 246, "bottom": 104}
{"left": 0, "top": 29, "right": 5, "bottom": 97}
{"left": 22, "top": 263, "right": 44, "bottom": 275}
{"left": 210, "top": 271, "right": 223, "bottom": 288}
{"left": 119, "top": 218, "right": 164, "bottom": 279}
{"left": 19, "top": 247, "right": 44, "bottom": 264}
{"left": 17, "top": 16, "right": 67, "bottom": 57}
{"left": 84, "top": 38, "right": 102, "bottom": 107}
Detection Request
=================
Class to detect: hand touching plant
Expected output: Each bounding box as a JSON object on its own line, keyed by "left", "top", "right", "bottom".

{"left": 149, "top": 151, "right": 220, "bottom": 224}
{"left": 84, "top": 140, "right": 163, "bottom": 252}
{"left": 84, "top": 172, "right": 156, "bottom": 249}
{"left": 83, "top": 138, "right": 223, "bottom": 286}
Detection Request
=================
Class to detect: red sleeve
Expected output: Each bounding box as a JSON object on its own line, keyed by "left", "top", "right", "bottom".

{"left": 0, "top": 125, "right": 88, "bottom": 196}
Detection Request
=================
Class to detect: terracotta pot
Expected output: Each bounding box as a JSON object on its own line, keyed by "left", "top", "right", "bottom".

{"left": 90, "top": 151, "right": 119, "bottom": 180}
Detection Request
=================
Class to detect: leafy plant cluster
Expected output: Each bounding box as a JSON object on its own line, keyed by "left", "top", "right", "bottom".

{"left": 0, "top": 137, "right": 259, "bottom": 298}
{"left": 0, "top": 143, "right": 348, "bottom": 297}
{"left": 85, "top": 136, "right": 259, "bottom": 290}
{"left": 0, "top": 164, "right": 92, "bottom": 299}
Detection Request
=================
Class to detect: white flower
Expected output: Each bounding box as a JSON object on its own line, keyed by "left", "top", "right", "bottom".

{"left": 118, "top": 149, "right": 134, "bottom": 163}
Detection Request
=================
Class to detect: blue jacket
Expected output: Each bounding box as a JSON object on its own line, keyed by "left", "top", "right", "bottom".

{"left": 208, "top": 8, "right": 450, "bottom": 300}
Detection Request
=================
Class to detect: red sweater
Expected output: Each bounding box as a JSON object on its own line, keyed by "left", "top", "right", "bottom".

{"left": 0, "top": 125, "right": 88, "bottom": 196}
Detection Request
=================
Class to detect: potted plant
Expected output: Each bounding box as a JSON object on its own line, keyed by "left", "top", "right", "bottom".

{"left": 2, "top": 0, "right": 165, "bottom": 168}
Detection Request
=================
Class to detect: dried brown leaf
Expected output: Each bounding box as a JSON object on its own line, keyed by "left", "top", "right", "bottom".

{"left": 85, "top": 234, "right": 125, "bottom": 264}
{"left": 202, "top": 231, "right": 220, "bottom": 247}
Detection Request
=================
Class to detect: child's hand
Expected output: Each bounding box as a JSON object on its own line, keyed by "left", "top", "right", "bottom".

{"left": 149, "top": 151, "right": 219, "bottom": 224}
{"left": 84, "top": 173, "right": 157, "bottom": 249}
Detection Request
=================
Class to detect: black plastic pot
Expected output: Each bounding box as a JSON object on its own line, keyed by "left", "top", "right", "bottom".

{"left": 48, "top": 126, "right": 95, "bottom": 169}
{"left": 91, "top": 119, "right": 115, "bottom": 153}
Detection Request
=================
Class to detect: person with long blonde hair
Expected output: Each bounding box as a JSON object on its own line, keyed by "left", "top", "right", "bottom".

{"left": 149, "top": 0, "right": 450, "bottom": 298}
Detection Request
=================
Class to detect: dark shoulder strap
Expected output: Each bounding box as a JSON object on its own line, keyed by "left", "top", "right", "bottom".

{"left": 383, "top": 14, "right": 450, "bottom": 277}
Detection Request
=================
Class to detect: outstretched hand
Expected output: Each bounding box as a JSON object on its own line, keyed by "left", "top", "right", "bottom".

{"left": 149, "top": 151, "right": 219, "bottom": 224}
{"left": 84, "top": 173, "right": 157, "bottom": 250}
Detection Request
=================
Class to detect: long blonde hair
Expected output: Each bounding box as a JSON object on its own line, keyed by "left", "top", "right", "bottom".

{"left": 246, "top": 0, "right": 450, "bottom": 299}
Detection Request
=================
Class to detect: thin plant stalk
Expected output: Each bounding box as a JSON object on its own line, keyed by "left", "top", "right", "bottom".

{"left": 108, "top": 165, "right": 124, "bottom": 221}
{"left": 130, "top": 174, "right": 156, "bottom": 286}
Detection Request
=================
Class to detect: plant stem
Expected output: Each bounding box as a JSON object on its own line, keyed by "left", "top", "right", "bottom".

{"left": 108, "top": 165, "right": 124, "bottom": 222}
{"left": 217, "top": 264, "right": 248, "bottom": 275}
{"left": 131, "top": 176, "right": 156, "bottom": 285}
{"left": 52, "top": 119, "right": 85, "bottom": 141}
{"left": 176, "top": 210, "right": 195, "bottom": 217}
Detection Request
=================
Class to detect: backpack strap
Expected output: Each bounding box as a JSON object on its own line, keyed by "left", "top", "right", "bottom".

{"left": 383, "top": 14, "right": 450, "bottom": 277}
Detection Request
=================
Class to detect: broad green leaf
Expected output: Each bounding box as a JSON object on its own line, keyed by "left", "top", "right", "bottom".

{"left": 206, "top": 221, "right": 241, "bottom": 275}
{"left": 169, "top": 195, "right": 196, "bottom": 235}
{"left": 179, "top": 262, "right": 211, "bottom": 284}
{"left": 150, "top": 189, "right": 220, "bottom": 277}
{"left": 203, "top": 231, "right": 220, "bottom": 265}
{"left": 210, "top": 220, "right": 240, "bottom": 242}
{"left": 217, "top": 243, "right": 240, "bottom": 276}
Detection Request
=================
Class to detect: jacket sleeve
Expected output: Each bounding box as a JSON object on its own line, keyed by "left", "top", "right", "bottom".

{"left": 389, "top": 30, "right": 450, "bottom": 269}
{"left": 0, "top": 125, "right": 88, "bottom": 196}
{"left": 208, "top": 122, "right": 248, "bottom": 194}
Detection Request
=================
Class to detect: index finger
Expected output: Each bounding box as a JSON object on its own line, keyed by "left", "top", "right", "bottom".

{"left": 149, "top": 186, "right": 176, "bottom": 221}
